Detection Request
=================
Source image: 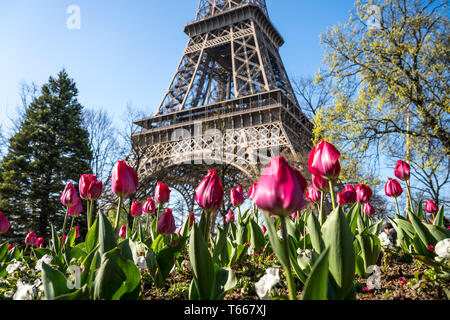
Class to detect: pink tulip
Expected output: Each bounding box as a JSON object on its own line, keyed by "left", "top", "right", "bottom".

{"left": 131, "top": 201, "right": 143, "bottom": 217}
{"left": 364, "top": 203, "right": 375, "bottom": 216}
{"left": 225, "top": 210, "right": 235, "bottom": 223}
{"left": 262, "top": 225, "right": 267, "bottom": 233}
{"left": 157, "top": 208, "right": 176, "bottom": 235}
{"left": 394, "top": 160, "right": 411, "bottom": 182}
{"left": 385, "top": 178, "right": 403, "bottom": 198}
{"left": 8, "top": 244, "right": 14, "bottom": 251}
{"left": 155, "top": 182, "right": 171, "bottom": 204}
{"left": 143, "top": 198, "right": 156, "bottom": 215}
{"left": 355, "top": 184, "right": 373, "bottom": 204}
{"left": 195, "top": 169, "right": 224, "bottom": 212}
{"left": 337, "top": 185, "right": 357, "bottom": 205}
{"left": 248, "top": 183, "right": 257, "bottom": 200}
{"left": 118, "top": 225, "right": 127, "bottom": 238}
{"left": 111, "top": 160, "right": 138, "bottom": 198}
{"left": 291, "top": 212, "right": 299, "bottom": 220}
{"left": 305, "top": 184, "right": 321, "bottom": 204}
{"left": 425, "top": 200, "right": 438, "bottom": 214}
{"left": 60, "top": 182, "right": 79, "bottom": 208}
{"left": 291, "top": 166, "right": 308, "bottom": 192}
{"left": 25, "top": 232, "right": 37, "bottom": 246}
{"left": 308, "top": 140, "right": 341, "bottom": 181}
{"left": 187, "top": 212, "right": 195, "bottom": 227}
{"left": 74, "top": 226, "right": 80, "bottom": 239}
{"left": 68, "top": 199, "right": 83, "bottom": 217}
{"left": 35, "top": 237, "right": 44, "bottom": 248}
{"left": 253, "top": 156, "right": 307, "bottom": 217}
{"left": 0, "top": 212, "right": 10, "bottom": 234}
{"left": 231, "top": 185, "right": 245, "bottom": 207}
{"left": 311, "top": 174, "right": 329, "bottom": 192}
{"left": 79, "top": 174, "right": 103, "bottom": 200}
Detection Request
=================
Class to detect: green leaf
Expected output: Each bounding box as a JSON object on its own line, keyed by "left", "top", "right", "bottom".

{"left": 261, "top": 211, "right": 289, "bottom": 268}
{"left": 41, "top": 262, "right": 71, "bottom": 300}
{"left": 408, "top": 210, "right": 436, "bottom": 247}
{"left": 213, "top": 266, "right": 237, "bottom": 300}
{"left": 66, "top": 227, "right": 77, "bottom": 248}
{"left": 97, "top": 212, "right": 117, "bottom": 256}
{"left": 213, "top": 223, "right": 229, "bottom": 263}
{"left": 151, "top": 234, "right": 165, "bottom": 254}
{"left": 117, "top": 239, "right": 134, "bottom": 262}
{"left": 307, "top": 213, "right": 324, "bottom": 253}
{"left": 346, "top": 203, "right": 360, "bottom": 235}
{"left": 433, "top": 206, "right": 445, "bottom": 228}
{"left": 321, "top": 205, "right": 355, "bottom": 300}
{"left": 189, "top": 224, "right": 215, "bottom": 300}
{"left": 93, "top": 248, "right": 141, "bottom": 300}
{"left": 355, "top": 233, "right": 381, "bottom": 278}
{"left": 302, "top": 247, "right": 330, "bottom": 300}
{"left": 249, "top": 219, "right": 265, "bottom": 251}
{"left": 0, "top": 242, "right": 9, "bottom": 261}
{"left": 424, "top": 224, "right": 450, "bottom": 243}
{"left": 85, "top": 217, "right": 99, "bottom": 253}
{"left": 50, "top": 224, "right": 61, "bottom": 254}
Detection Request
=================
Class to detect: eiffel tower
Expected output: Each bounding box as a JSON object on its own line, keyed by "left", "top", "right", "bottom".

{"left": 131, "top": 0, "right": 314, "bottom": 214}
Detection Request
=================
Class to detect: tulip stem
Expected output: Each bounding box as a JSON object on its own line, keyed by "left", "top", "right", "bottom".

{"left": 205, "top": 210, "right": 212, "bottom": 242}
{"left": 62, "top": 207, "right": 69, "bottom": 237}
{"left": 238, "top": 206, "right": 242, "bottom": 223}
{"left": 280, "top": 216, "right": 297, "bottom": 300}
{"left": 328, "top": 180, "right": 337, "bottom": 210}
{"left": 394, "top": 197, "right": 401, "bottom": 217}
{"left": 146, "top": 214, "right": 150, "bottom": 237}
{"left": 87, "top": 200, "right": 93, "bottom": 230}
{"left": 405, "top": 180, "right": 415, "bottom": 215}
{"left": 114, "top": 196, "right": 123, "bottom": 234}
{"left": 319, "top": 192, "right": 325, "bottom": 226}
{"left": 70, "top": 216, "right": 75, "bottom": 231}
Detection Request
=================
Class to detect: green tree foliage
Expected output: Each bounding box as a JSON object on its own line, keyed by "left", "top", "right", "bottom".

{"left": 314, "top": 0, "right": 449, "bottom": 201}
{"left": 0, "top": 70, "right": 92, "bottom": 244}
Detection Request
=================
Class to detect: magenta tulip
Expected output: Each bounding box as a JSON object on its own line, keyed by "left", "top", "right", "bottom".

{"left": 0, "top": 212, "right": 10, "bottom": 234}
{"left": 355, "top": 184, "right": 373, "bottom": 204}
{"left": 308, "top": 140, "right": 341, "bottom": 181}
{"left": 68, "top": 199, "right": 83, "bottom": 217}
{"left": 394, "top": 160, "right": 411, "bottom": 182}
{"left": 225, "top": 210, "right": 235, "bottom": 223}
{"left": 131, "top": 201, "right": 143, "bottom": 217}
{"left": 248, "top": 183, "right": 257, "bottom": 200}
{"left": 262, "top": 225, "right": 267, "bottom": 233}
{"left": 364, "top": 203, "right": 375, "bottom": 216}
{"left": 36, "top": 237, "right": 44, "bottom": 248}
{"left": 79, "top": 174, "right": 103, "bottom": 200}
{"left": 155, "top": 181, "right": 171, "bottom": 204}
{"left": 8, "top": 244, "right": 13, "bottom": 251}
{"left": 195, "top": 169, "right": 224, "bottom": 212}
{"left": 253, "top": 156, "right": 307, "bottom": 217}
{"left": 311, "top": 174, "right": 329, "bottom": 192}
{"left": 143, "top": 198, "right": 156, "bottom": 215}
{"left": 60, "top": 182, "right": 79, "bottom": 208}
{"left": 231, "top": 185, "right": 245, "bottom": 207}
{"left": 74, "top": 226, "right": 80, "bottom": 239}
{"left": 305, "top": 185, "right": 321, "bottom": 204}
{"left": 291, "top": 166, "right": 308, "bottom": 192}
{"left": 337, "top": 185, "right": 357, "bottom": 205}
{"left": 187, "top": 212, "right": 195, "bottom": 227}
{"left": 385, "top": 178, "right": 403, "bottom": 198}
{"left": 111, "top": 160, "right": 138, "bottom": 198}
{"left": 157, "top": 208, "right": 176, "bottom": 235}
{"left": 118, "top": 225, "right": 127, "bottom": 238}
{"left": 425, "top": 200, "right": 438, "bottom": 214}
{"left": 25, "top": 232, "right": 37, "bottom": 246}
{"left": 291, "top": 212, "right": 298, "bottom": 220}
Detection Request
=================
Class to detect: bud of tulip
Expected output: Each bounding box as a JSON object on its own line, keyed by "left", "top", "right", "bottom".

{"left": 143, "top": 198, "right": 156, "bottom": 215}
{"left": 425, "top": 200, "right": 438, "bottom": 214}
{"left": 79, "top": 174, "right": 103, "bottom": 200}
{"left": 291, "top": 212, "right": 298, "bottom": 220}
{"left": 8, "top": 244, "right": 13, "bottom": 251}
{"left": 118, "top": 225, "right": 127, "bottom": 238}
{"left": 385, "top": 178, "right": 403, "bottom": 198}
{"left": 355, "top": 184, "right": 373, "bottom": 204}
{"left": 253, "top": 156, "right": 307, "bottom": 217}
{"left": 337, "top": 185, "right": 357, "bottom": 205}
{"left": 25, "top": 232, "right": 37, "bottom": 246}
{"left": 305, "top": 185, "right": 321, "bottom": 204}
{"left": 364, "top": 203, "right": 375, "bottom": 216}
{"left": 131, "top": 201, "right": 143, "bottom": 217}
{"left": 231, "top": 185, "right": 245, "bottom": 207}
{"left": 248, "top": 183, "right": 257, "bottom": 200}
{"left": 157, "top": 208, "right": 176, "bottom": 235}
{"left": 111, "top": 160, "right": 138, "bottom": 198}
{"left": 74, "top": 226, "right": 80, "bottom": 239}
{"left": 187, "top": 212, "right": 195, "bottom": 227}
{"left": 308, "top": 140, "right": 341, "bottom": 181}
{"left": 155, "top": 182, "right": 171, "bottom": 204}
{"left": 262, "top": 225, "right": 267, "bottom": 233}
{"left": 311, "top": 174, "right": 329, "bottom": 192}
{"left": 60, "top": 182, "right": 79, "bottom": 208}
{"left": 0, "top": 212, "right": 10, "bottom": 234}
{"left": 195, "top": 169, "right": 224, "bottom": 212}
{"left": 69, "top": 199, "right": 83, "bottom": 217}
{"left": 394, "top": 160, "right": 411, "bottom": 182}
{"left": 225, "top": 210, "right": 235, "bottom": 223}
{"left": 291, "top": 167, "right": 308, "bottom": 192}
{"left": 35, "top": 237, "right": 44, "bottom": 248}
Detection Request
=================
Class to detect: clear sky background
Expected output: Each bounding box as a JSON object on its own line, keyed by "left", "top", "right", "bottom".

{"left": 0, "top": 0, "right": 356, "bottom": 132}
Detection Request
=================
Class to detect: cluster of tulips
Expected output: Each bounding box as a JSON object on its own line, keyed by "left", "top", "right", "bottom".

{"left": 0, "top": 139, "right": 448, "bottom": 301}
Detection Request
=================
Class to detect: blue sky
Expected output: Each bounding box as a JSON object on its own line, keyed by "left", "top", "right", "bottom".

{"left": 0, "top": 0, "right": 356, "bottom": 132}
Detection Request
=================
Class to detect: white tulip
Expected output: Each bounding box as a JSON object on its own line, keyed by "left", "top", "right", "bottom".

{"left": 255, "top": 268, "right": 280, "bottom": 300}
{"left": 136, "top": 256, "right": 148, "bottom": 270}
{"left": 435, "top": 238, "right": 450, "bottom": 260}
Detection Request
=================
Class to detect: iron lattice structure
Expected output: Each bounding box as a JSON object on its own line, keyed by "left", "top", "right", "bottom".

{"left": 131, "top": 0, "right": 314, "bottom": 212}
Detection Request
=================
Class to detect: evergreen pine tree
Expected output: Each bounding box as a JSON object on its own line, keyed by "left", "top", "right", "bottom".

{"left": 0, "top": 70, "right": 92, "bottom": 244}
